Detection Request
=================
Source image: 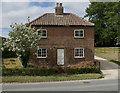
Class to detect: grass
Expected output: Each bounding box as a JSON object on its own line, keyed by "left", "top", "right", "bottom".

{"left": 95, "top": 47, "right": 120, "bottom": 65}
{"left": 3, "top": 58, "right": 23, "bottom": 68}
{"left": 2, "top": 73, "right": 103, "bottom": 83}
{"left": 109, "top": 60, "right": 120, "bottom": 66}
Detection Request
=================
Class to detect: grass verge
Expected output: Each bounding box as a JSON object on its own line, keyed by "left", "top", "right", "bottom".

{"left": 95, "top": 54, "right": 120, "bottom": 66}
{"left": 109, "top": 60, "right": 120, "bottom": 66}
{"left": 2, "top": 73, "right": 103, "bottom": 83}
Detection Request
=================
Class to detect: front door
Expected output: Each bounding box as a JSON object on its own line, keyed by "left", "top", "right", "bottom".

{"left": 57, "top": 49, "right": 64, "bottom": 65}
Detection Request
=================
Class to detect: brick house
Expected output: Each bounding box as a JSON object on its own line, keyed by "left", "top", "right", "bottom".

{"left": 28, "top": 3, "right": 95, "bottom": 68}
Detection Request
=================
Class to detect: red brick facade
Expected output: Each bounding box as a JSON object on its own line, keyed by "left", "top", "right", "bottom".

{"left": 28, "top": 26, "right": 94, "bottom": 68}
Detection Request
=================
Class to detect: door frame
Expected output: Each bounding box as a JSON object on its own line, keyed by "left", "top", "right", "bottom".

{"left": 57, "top": 48, "right": 65, "bottom": 65}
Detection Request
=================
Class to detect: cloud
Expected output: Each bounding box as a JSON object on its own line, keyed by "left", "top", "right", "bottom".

{"left": 2, "top": 2, "right": 55, "bottom": 28}
{"left": 63, "top": 2, "right": 90, "bottom": 18}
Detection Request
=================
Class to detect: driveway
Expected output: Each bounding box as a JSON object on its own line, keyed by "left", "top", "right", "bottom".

{"left": 95, "top": 56, "right": 119, "bottom": 79}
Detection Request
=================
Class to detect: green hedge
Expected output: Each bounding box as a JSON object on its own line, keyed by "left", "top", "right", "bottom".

{"left": 65, "top": 67, "right": 99, "bottom": 74}
{"left": 2, "top": 67, "right": 99, "bottom": 76}
{"left": 2, "top": 68, "right": 57, "bottom": 76}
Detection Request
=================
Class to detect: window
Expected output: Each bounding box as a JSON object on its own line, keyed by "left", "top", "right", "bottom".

{"left": 38, "top": 29, "right": 47, "bottom": 38}
{"left": 74, "top": 48, "right": 84, "bottom": 58}
{"left": 74, "top": 29, "right": 84, "bottom": 38}
{"left": 37, "top": 48, "right": 47, "bottom": 58}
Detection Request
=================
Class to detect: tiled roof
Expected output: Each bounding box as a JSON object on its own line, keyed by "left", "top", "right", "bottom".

{"left": 28, "top": 13, "right": 94, "bottom": 26}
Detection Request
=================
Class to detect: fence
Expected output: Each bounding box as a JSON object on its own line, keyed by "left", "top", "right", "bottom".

{"left": 95, "top": 47, "right": 120, "bottom": 54}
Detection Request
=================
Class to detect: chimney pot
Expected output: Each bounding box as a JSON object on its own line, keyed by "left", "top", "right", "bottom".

{"left": 56, "top": 3, "right": 59, "bottom": 7}
{"left": 60, "top": 3, "right": 62, "bottom": 6}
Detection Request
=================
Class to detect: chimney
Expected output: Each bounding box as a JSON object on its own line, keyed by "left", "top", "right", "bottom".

{"left": 55, "top": 3, "right": 63, "bottom": 15}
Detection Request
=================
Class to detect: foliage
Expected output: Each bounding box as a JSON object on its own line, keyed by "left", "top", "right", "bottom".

{"left": 27, "top": 63, "right": 34, "bottom": 68}
{"left": 2, "top": 47, "right": 17, "bottom": 58}
{"left": 85, "top": 2, "right": 120, "bottom": 46}
{"left": 2, "top": 68, "right": 57, "bottom": 76}
{"left": 2, "top": 67, "right": 99, "bottom": 76}
{"left": 3, "top": 17, "right": 41, "bottom": 67}
{"left": 65, "top": 67, "right": 99, "bottom": 74}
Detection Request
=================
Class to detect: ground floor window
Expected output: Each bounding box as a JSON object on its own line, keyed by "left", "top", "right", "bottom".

{"left": 74, "top": 48, "right": 84, "bottom": 58}
{"left": 37, "top": 48, "right": 47, "bottom": 58}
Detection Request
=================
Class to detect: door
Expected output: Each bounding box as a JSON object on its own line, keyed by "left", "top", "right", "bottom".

{"left": 57, "top": 49, "right": 64, "bottom": 65}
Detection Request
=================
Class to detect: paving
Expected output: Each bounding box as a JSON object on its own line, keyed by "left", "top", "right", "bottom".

{"left": 95, "top": 56, "right": 119, "bottom": 79}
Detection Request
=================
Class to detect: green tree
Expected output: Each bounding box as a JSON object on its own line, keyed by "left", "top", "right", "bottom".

{"left": 3, "top": 17, "right": 41, "bottom": 68}
{"left": 85, "top": 2, "right": 119, "bottom": 46}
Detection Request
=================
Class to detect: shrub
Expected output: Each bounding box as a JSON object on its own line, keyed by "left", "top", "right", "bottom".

{"left": 2, "top": 67, "right": 100, "bottom": 76}
{"left": 27, "top": 63, "right": 34, "bottom": 68}
{"left": 2, "top": 68, "right": 57, "bottom": 76}
{"left": 65, "top": 67, "right": 99, "bottom": 74}
{"left": 69, "top": 61, "right": 99, "bottom": 68}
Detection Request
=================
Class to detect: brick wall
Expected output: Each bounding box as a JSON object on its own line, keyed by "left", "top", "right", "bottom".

{"left": 28, "top": 26, "right": 94, "bottom": 68}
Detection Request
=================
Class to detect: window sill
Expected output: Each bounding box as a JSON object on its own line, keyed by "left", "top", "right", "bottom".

{"left": 37, "top": 57, "right": 47, "bottom": 58}
{"left": 74, "top": 57, "right": 85, "bottom": 59}
{"left": 41, "top": 37, "right": 47, "bottom": 39}
{"left": 74, "top": 37, "right": 84, "bottom": 39}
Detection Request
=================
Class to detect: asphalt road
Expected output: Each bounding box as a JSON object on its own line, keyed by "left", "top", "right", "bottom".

{"left": 2, "top": 79, "right": 118, "bottom": 91}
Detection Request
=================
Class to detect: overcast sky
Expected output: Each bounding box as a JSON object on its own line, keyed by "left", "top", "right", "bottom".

{"left": 0, "top": 0, "right": 90, "bottom": 38}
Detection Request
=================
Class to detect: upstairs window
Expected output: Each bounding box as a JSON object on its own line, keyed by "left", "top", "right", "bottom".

{"left": 74, "top": 48, "right": 84, "bottom": 58}
{"left": 38, "top": 29, "right": 47, "bottom": 38}
{"left": 74, "top": 29, "right": 84, "bottom": 38}
{"left": 37, "top": 48, "right": 47, "bottom": 58}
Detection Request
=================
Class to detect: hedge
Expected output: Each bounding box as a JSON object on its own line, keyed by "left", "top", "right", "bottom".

{"left": 2, "top": 68, "right": 57, "bottom": 76}
{"left": 2, "top": 67, "right": 99, "bottom": 76}
{"left": 65, "top": 67, "right": 99, "bottom": 74}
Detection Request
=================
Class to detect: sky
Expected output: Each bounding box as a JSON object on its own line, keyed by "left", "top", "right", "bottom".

{"left": 0, "top": 0, "right": 90, "bottom": 38}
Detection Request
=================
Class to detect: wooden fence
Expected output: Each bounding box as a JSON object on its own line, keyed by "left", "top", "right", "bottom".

{"left": 95, "top": 47, "right": 120, "bottom": 54}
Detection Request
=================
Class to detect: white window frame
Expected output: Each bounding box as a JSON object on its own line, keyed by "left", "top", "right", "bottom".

{"left": 74, "top": 29, "right": 84, "bottom": 38}
{"left": 37, "top": 29, "right": 47, "bottom": 38}
{"left": 74, "top": 48, "right": 84, "bottom": 58}
{"left": 37, "top": 47, "right": 47, "bottom": 58}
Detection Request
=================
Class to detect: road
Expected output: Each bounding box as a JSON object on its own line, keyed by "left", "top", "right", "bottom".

{"left": 2, "top": 79, "right": 119, "bottom": 91}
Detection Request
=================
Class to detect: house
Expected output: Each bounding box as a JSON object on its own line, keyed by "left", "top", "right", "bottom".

{"left": 28, "top": 3, "right": 95, "bottom": 68}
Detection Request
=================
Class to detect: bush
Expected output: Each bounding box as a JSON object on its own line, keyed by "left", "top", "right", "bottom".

{"left": 65, "top": 67, "right": 99, "bottom": 74}
{"left": 27, "top": 63, "right": 34, "bottom": 68}
{"left": 2, "top": 67, "right": 100, "bottom": 76}
{"left": 2, "top": 68, "right": 57, "bottom": 76}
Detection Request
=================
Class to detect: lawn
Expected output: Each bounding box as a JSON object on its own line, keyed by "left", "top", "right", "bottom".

{"left": 95, "top": 47, "right": 120, "bottom": 65}
{"left": 2, "top": 73, "right": 102, "bottom": 83}
{"left": 3, "top": 58, "right": 23, "bottom": 68}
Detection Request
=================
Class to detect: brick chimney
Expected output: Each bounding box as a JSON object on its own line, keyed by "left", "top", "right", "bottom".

{"left": 55, "top": 3, "right": 63, "bottom": 15}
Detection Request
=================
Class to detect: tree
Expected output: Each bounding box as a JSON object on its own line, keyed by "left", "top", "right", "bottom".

{"left": 3, "top": 17, "right": 41, "bottom": 68}
{"left": 84, "top": 2, "right": 119, "bottom": 46}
